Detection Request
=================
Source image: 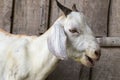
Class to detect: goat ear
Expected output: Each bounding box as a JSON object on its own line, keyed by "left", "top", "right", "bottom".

{"left": 47, "top": 23, "right": 68, "bottom": 60}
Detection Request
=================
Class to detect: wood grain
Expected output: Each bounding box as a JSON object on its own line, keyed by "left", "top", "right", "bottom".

{"left": 0, "top": 0, "right": 12, "bottom": 32}
{"left": 92, "top": 0, "right": 120, "bottom": 78}
{"left": 47, "top": 59, "right": 82, "bottom": 80}
{"left": 13, "top": 0, "right": 50, "bottom": 35}
{"left": 79, "top": 66, "right": 91, "bottom": 80}
{"left": 81, "top": 0, "right": 109, "bottom": 37}
{"left": 97, "top": 37, "right": 120, "bottom": 47}
{"left": 109, "top": 0, "right": 120, "bottom": 36}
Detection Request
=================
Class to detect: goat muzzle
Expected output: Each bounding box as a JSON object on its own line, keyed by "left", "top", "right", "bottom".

{"left": 85, "top": 49, "right": 101, "bottom": 61}
{"left": 78, "top": 49, "right": 101, "bottom": 67}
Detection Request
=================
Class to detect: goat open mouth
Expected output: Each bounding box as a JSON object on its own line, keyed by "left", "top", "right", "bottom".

{"left": 85, "top": 55, "right": 95, "bottom": 66}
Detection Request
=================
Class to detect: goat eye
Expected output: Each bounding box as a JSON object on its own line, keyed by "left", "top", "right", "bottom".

{"left": 69, "top": 29, "right": 78, "bottom": 33}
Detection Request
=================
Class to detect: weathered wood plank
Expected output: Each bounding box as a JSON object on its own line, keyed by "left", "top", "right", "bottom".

{"left": 109, "top": 0, "right": 120, "bottom": 37}
{"left": 79, "top": 66, "right": 91, "bottom": 80}
{"left": 97, "top": 37, "right": 120, "bottom": 47}
{"left": 13, "top": 0, "right": 50, "bottom": 35}
{"left": 0, "top": 0, "right": 12, "bottom": 32}
{"left": 91, "top": 48, "right": 120, "bottom": 80}
{"left": 81, "top": 0, "right": 109, "bottom": 37}
{"left": 92, "top": 0, "right": 120, "bottom": 80}
{"left": 47, "top": 59, "right": 82, "bottom": 80}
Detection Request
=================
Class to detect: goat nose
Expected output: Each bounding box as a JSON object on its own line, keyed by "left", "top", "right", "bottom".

{"left": 95, "top": 50, "right": 101, "bottom": 60}
{"left": 95, "top": 51, "right": 99, "bottom": 56}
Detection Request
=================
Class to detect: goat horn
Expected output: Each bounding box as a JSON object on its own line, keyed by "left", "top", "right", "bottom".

{"left": 72, "top": 4, "right": 78, "bottom": 11}
{"left": 56, "top": 0, "right": 72, "bottom": 16}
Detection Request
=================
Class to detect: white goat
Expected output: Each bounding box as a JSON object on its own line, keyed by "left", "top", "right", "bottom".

{"left": 0, "top": 0, "right": 100, "bottom": 80}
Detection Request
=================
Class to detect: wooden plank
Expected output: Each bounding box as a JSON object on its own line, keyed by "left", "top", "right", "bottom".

{"left": 46, "top": 59, "right": 82, "bottom": 80}
{"left": 91, "top": 48, "right": 120, "bottom": 80}
{"left": 81, "top": 0, "right": 109, "bottom": 37}
{"left": 79, "top": 66, "right": 91, "bottom": 80}
{"left": 13, "top": 0, "right": 50, "bottom": 35}
{"left": 97, "top": 37, "right": 120, "bottom": 47}
{"left": 92, "top": 1, "right": 120, "bottom": 80}
{"left": 50, "top": 0, "right": 109, "bottom": 37}
{"left": 0, "top": 0, "right": 12, "bottom": 32}
{"left": 109, "top": 0, "right": 120, "bottom": 36}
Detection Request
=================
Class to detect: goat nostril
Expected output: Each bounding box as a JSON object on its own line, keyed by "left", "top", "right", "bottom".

{"left": 95, "top": 51, "right": 99, "bottom": 56}
{"left": 95, "top": 50, "right": 101, "bottom": 61}
{"left": 95, "top": 51, "right": 100, "bottom": 56}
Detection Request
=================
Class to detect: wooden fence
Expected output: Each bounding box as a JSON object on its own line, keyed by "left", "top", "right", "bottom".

{"left": 0, "top": 0, "right": 120, "bottom": 80}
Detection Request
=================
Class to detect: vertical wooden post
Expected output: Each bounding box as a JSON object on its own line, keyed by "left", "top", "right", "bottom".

{"left": 0, "top": 0, "right": 13, "bottom": 32}
{"left": 109, "top": 0, "right": 120, "bottom": 37}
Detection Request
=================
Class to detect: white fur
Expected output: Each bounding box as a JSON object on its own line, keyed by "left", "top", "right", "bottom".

{"left": 0, "top": 11, "right": 100, "bottom": 80}
{"left": 0, "top": 29, "right": 59, "bottom": 80}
